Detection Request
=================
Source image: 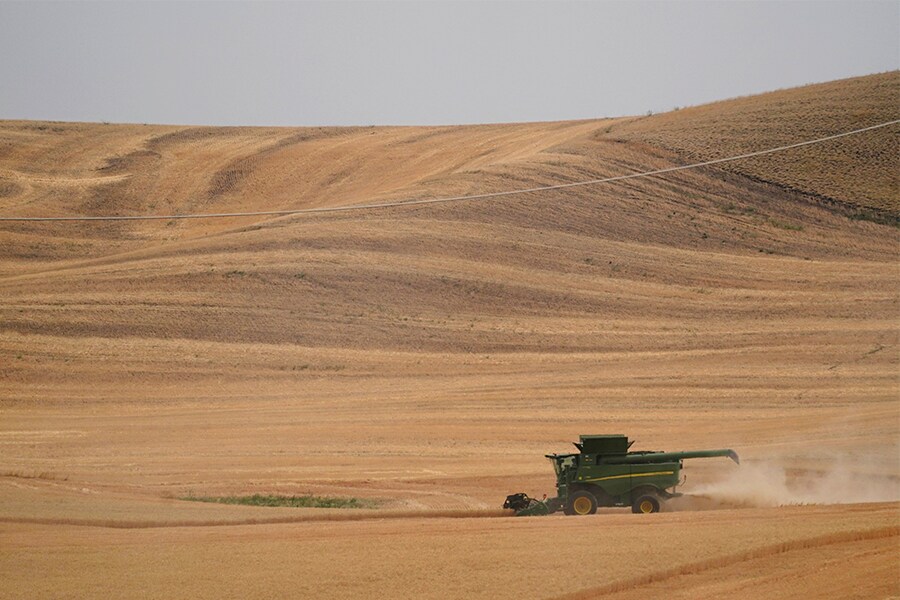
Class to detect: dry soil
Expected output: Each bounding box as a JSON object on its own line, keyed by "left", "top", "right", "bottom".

{"left": 1, "top": 72, "right": 898, "bottom": 599}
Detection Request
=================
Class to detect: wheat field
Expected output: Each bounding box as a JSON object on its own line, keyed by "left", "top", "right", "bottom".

{"left": 1, "top": 72, "right": 898, "bottom": 599}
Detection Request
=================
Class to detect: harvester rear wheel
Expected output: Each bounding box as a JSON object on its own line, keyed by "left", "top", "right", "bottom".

{"left": 564, "top": 490, "right": 598, "bottom": 516}
{"left": 631, "top": 494, "right": 661, "bottom": 514}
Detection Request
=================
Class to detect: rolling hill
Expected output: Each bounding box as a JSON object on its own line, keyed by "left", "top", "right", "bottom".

{"left": 0, "top": 72, "right": 898, "bottom": 600}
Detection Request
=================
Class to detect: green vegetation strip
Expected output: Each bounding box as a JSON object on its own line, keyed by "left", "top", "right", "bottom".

{"left": 180, "top": 494, "right": 378, "bottom": 509}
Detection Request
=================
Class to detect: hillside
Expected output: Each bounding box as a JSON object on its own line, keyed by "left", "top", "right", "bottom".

{"left": 0, "top": 74, "right": 898, "bottom": 361}
{"left": 0, "top": 73, "right": 898, "bottom": 600}
{"left": 611, "top": 71, "right": 899, "bottom": 215}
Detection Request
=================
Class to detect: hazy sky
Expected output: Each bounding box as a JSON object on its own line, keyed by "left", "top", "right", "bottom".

{"left": 1, "top": 1, "right": 897, "bottom": 126}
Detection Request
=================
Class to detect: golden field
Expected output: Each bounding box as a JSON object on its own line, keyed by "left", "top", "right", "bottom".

{"left": 1, "top": 72, "right": 898, "bottom": 598}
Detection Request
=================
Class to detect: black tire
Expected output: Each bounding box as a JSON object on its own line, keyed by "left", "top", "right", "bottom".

{"left": 631, "top": 494, "right": 661, "bottom": 514}
{"left": 564, "top": 490, "right": 598, "bottom": 516}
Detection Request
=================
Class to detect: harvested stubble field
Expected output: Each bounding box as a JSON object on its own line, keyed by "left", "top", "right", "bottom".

{"left": 1, "top": 72, "right": 899, "bottom": 599}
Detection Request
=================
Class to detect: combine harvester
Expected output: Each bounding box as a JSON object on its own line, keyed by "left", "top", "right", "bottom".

{"left": 504, "top": 434, "right": 739, "bottom": 516}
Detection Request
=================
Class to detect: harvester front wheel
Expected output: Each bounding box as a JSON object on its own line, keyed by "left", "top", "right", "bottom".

{"left": 631, "top": 494, "right": 661, "bottom": 514}
{"left": 565, "top": 490, "right": 598, "bottom": 516}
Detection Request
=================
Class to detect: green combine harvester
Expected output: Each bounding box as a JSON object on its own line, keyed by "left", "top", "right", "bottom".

{"left": 504, "top": 434, "right": 739, "bottom": 516}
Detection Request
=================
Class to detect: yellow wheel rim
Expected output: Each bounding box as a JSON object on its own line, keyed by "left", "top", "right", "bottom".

{"left": 573, "top": 496, "right": 592, "bottom": 515}
{"left": 640, "top": 500, "right": 654, "bottom": 513}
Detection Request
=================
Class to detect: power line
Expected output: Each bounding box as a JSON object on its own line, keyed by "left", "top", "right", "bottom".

{"left": 1, "top": 119, "right": 897, "bottom": 223}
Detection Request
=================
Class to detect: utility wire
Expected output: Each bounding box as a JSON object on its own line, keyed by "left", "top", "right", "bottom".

{"left": 1, "top": 119, "right": 897, "bottom": 223}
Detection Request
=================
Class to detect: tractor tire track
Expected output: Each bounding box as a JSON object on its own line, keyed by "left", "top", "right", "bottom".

{"left": 0, "top": 508, "right": 510, "bottom": 530}
{"left": 554, "top": 525, "right": 900, "bottom": 600}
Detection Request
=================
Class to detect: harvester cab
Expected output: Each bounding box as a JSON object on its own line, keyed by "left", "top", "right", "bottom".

{"left": 504, "top": 434, "right": 738, "bottom": 516}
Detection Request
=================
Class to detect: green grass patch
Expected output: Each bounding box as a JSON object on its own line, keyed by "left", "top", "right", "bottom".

{"left": 768, "top": 219, "right": 804, "bottom": 231}
{"left": 719, "top": 201, "right": 757, "bottom": 216}
{"left": 179, "top": 493, "right": 377, "bottom": 509}
{"left": 848, "top": 209, "right": 899, "bottom": 228}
